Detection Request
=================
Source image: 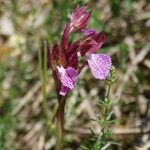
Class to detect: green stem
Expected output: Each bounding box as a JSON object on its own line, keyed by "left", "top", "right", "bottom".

{"left": 106, "top": 84, "right": 111, "bottom": 98}
{"left": 99, "top": 84, "right": 112, "bottom": 148}
{"left": 38, "top": 41, "right": 50, "bottom": 129}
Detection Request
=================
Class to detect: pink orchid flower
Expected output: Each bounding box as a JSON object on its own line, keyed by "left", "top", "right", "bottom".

{"left": 48, "top": 5, "right": 112, "bottom": 96}
{"left": 79, "top": 29, "right": 112, "bottom": 80}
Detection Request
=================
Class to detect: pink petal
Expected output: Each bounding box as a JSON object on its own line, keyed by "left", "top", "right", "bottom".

{"left": 57, "top": 66, "right": 78, "bottom": 92}
{"left": 57, "top": 66, "right": 78, "bottom": 96}
{"left": 57, "top": 66, "right": 74, "bottom": 89}
{"left": 87, "top": 53, "right": 112, "bottom": 80}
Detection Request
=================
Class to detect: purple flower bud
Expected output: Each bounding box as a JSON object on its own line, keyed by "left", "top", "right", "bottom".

{"left": 70, "top": 5, "right": 91, "bottom": 32}
{"left": 57, "top": 66, "right": 78, "bottom": 95}
{"left": 81, "top": 29, "right": 97, "bottom": 36}
{"left": 86, "top": 53, "right": 112, "bottom": 80}
{"left": 71, "top": 5, "right": 86, "bottom": 21}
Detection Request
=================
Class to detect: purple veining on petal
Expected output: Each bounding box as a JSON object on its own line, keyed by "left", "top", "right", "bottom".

{"left": 57, "top": 66, "right": 78, "bottom": 96}
{"left": 87, "top": 53, "right": 112, "bottom": 80}
{"left": 66, "top": 67, "right": 78, "bottom": 82}
{"left": 81, "top": 29, "right": 97, "bottom": 36}
{"left": 60, "top": 85, "right": 70, "bottom": 96}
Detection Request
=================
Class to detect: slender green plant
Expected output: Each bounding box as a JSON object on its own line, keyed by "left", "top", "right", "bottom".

{"left": 38, "top": 41, "right": 50, "bottom": 130}
{"left": 93, "top": 66, "right": 117, "bottom": 150}
{"left": 40, "top": 4, "right": 113, "bottom": 150}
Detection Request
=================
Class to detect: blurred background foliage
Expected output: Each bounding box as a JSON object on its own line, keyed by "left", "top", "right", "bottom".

{"left": 0, "top": 0, "right": 150, "bottom": 149}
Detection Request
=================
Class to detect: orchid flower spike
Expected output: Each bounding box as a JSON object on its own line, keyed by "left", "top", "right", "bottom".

{"left": 48, "top": 4, "right": 112, "bottom": 96}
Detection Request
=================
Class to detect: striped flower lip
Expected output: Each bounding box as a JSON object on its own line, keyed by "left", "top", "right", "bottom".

{"left": 86, "top": 53, "right": 112, "bottom": 80}
{"left": 57, "top": 66, "right": 77, "bottom": 96}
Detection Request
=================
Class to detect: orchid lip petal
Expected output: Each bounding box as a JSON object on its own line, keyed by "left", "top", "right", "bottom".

{"left": 87, "top": 53, "right": 112, "bottom": 80}
{"left": 57, "top": 66, "right": 78, "bottom": 93}
{"left": 57, "top": 66, "right": 74, "bottom": 89}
